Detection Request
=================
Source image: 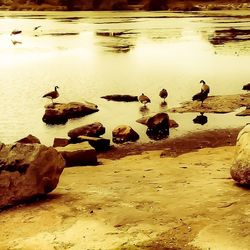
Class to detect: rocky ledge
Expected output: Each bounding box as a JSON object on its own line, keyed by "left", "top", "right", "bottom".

{"left": 42, "top": 102, "right": 99, "bottom": 125}
{"left": 168, "top": 93, "right": 250, "bottom": 115}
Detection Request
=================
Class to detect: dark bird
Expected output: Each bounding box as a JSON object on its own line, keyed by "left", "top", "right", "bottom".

{"left": 43, "top": 86, "right": 59, "bottom": 104}
{"left": 11, "top": 29, "right": 22, "bottom": 35}
{"left": 34, "top": 25, "right": 41, "bottom": 31}
{"left": 192, "top": 80, "right": 210, "bottom": 106}
{"left": 138, "top": 93, "right": 151, "bottom": 107}
{"left": 243, "top": 83, "right": 250, "bottom": 91}
{"left": 159, "top": 88, "right": 168, "bottom": 102}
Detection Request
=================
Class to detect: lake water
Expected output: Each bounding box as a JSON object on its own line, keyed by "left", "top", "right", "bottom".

{"left": 0, "top": 10, "right": 249, "bottom": 146}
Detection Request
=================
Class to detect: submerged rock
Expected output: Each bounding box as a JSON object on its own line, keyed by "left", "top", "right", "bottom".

{"left": 42, "top": 102, "right": 99, "bottom": 125}
{"left": 68, "top": 122, "right": 105, "bottom": 139}
{"left": 0, "top": 143, "right": 65, "bottom": 209}
{"left": 101, "top": 94, "right": 138, "bottom": 102}
{"left": 112, "top": 125, "right": 139, "bottom": 143}
{"left": 230, "top": 124, "right": 250, "bottom": 186}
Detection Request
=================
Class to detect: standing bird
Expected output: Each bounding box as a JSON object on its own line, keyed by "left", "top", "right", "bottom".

{"left": 43, "top": 86, "right": 59, "bottom": 104}
{"left": 159, "top": 88, "right": 168, "bottom": 102}
{"left": 138, "top": 93, "right": 151, "bottom": 107}
{"left": 192, "top": 80, "right": 210, "bottom": 106}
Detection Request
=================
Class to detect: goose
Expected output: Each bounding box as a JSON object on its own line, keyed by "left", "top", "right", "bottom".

{"left": 192, "top": 80, "right": 210, "bottom": 106}
{"left": 43, "top": 86, "right": 59, "bottom": 104}
{"left": 138, "top": 93, "right": 151, "bottom": 107}
{"left": 159, "top": 88, "right": 168, "bottom": 102}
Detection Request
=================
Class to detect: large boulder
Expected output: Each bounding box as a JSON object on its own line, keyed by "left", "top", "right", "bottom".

{"left": 42, "top": 102, "right": 99, "bottom": 125}
{"left": 68, "top": 122, "right": 105, "bottom": 139}
{"left": 112, "top": 125, "right": 139, "bottom": 143}
{"left": 56, "top": 142, "right": 97, "bottom": 167}
{"left": 230, "top": 124, "right": 250, "bottom": 185}
{"left": 101, "top": 94, "right": 138, "bottom": 102}
{"left": 0, "top": 143, "right": 65, "bottom": 209}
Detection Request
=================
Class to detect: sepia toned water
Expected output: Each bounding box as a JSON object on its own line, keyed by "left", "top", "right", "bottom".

{"left": 0, "top": 10, "right": 249, "bottom": 145}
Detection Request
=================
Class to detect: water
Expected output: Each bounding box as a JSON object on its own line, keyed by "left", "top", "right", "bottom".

{"left": 0, "top": 10, "right": 249, "bottom": 145}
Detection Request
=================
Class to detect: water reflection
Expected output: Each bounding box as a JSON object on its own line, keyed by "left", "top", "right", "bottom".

{"left": 139, "top": 106, "right": 150, "bottom": 116}
{"left": 146, "top": 127, "right": 169, "bottom": 140}
{"left": 193, "top": 112, "right": 208, "bottom": 125}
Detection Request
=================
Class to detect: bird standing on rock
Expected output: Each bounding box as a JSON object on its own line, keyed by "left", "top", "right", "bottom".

{"left": 43, "top": 86, "right": 59, "bottom": 104}
{"left": 159, "top": 88, "right": 168, "bottom": 102}
{"left": 192, "top": 80, "right": 210, "bottom": 106}
{"left": 138, "top": 93, "right": 151, "bottom": 107}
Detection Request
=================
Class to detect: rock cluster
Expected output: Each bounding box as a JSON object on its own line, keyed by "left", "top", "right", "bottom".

{"left": 0, "top": 142, "right": 65, "bottom": 209}
{"left": 230, "top": 124, "right": 250, "bottom": 185}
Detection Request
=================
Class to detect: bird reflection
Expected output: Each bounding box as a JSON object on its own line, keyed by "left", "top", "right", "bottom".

{"left": 11, "top": 40, "right": 22, "bottom": 45}
{"left": 160, "top": 101, "right": 167, "bottom": 109}
{"left": 139, "top": 105, "right": 149, "bottom": 116}
{"left": 193, "top": 112, "right": 208, "bottom": 125}
{"left": 146, "top": 127, "right": 169, "bottom": 140}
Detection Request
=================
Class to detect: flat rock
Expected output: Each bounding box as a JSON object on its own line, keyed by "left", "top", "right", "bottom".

{"left": 236, "top": 107, "right": 250, "bottom": 116}
{"left": 101, "top": 94, "right": 138, "bottom": 102}
{"left": 0, "top": 143, "right": 65, "bottom": 209}
{"left": 42, "top": 101, "right": 99, "bottom": 125}
{"left": 230, "top": 124, "right": 250, "bottom": 185}
{"left": 56, "top": 142, "right": 97, "bottom": 167}
{"left": 75, "top": 136, "right": 110, "bottom": 151}
{"left": 168, "top": 94, "right": 250, "bottom": 114}
{"left": 53, "top": 138, "right": 70, "bottom": 147}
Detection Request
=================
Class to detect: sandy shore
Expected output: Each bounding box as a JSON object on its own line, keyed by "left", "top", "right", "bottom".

{"left": 0, "top": 127, "right": 249, "bottom": 250}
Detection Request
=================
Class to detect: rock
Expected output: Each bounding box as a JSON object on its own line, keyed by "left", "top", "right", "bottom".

{"left": 242, "top": 83, "right": 250, "bottom": 91}
{"left": 68, "top": 122, "right": 105, "bottom": 139}
{"left": 16, "top": 134, "right": 41, "bottom": 144}
{"left": 236, "top": 107, "right": 250, "bottom": 116}
{"left": 42, "top": 102, "right": 99, "bottom": 125}
{"left": 0, "top": 143, "right": 65, "bottom": 209}
{"left": 112, "top": 125, "right": 139, "bottom": 143}
{"left": 74, "top": 136, "right": 110, "bottom": 151}
{"left": 53, "top": 138, "right": 70, "bottom": 147}
{"left": 168, "top": 94, "right": 250, "bottom": 114}
{"left": 169, "top": 119, "right": 179, "bottom": 128}
{"left": 56, "top": 142, "right": 97, "bottom": 167}
{"left": 101, "top": 94, "right": 138, "bottom": 102}
{"left": 230, "top": 124, "right": 250, "bottom": 185}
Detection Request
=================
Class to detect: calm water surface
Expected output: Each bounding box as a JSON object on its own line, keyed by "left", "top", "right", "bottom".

{"left": 0, "top": 11, "right": 249, "bottom": 145}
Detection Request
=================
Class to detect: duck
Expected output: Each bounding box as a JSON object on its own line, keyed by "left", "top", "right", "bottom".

{"left": 159, "top": 88, "right": 168, "bottom": 102}
{"left": 192, "top": 80, "right": 210, "bottom": 106}
{"left": 138, "top": 93, "right": 151, "bottom": 107}
{"left": 43, "top": 86, "right": 59, "bottom": 104}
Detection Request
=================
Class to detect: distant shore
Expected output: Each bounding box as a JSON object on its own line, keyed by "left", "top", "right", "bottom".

{"left": 0, "top": 1, "right": 249, "bottom": 11}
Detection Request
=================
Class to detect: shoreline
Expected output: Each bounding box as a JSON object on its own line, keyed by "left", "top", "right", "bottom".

{"left": 98, "top": 127, "right": 243, "bottom": 160}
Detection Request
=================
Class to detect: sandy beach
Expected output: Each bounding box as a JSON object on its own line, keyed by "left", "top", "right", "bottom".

{"left": 0, "top": 127, "right": 249, "bottom": 250}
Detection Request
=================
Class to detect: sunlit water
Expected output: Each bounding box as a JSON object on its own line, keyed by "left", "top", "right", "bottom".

{"left": 0, "top": 11, "right": 249, "bottom": 145}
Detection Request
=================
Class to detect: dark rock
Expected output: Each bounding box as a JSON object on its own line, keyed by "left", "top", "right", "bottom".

{"left": 0, "top": 143, "right": 65, "bottom": 209}
{"left": 16, "top": 134, "right": 41, "bottom": 144}
{"left": 230, "top": 124, "right": 250, "bottom": 186}
{"left": 193, "top": 113, "right": 208, "bottom": 125}
{"left": 68, "top": 122, "right": 105, "bottom": 139}
{"left": 73, "top": 136, "right": 110, "bottom": 151}
{"left": 56, "top": 142, "right": 97, "bottom": 167}
{"left": 101, "top": 94, "right": 138, "bottom": 102}
{"left": 112, "top": 125, "right": 139, "bottom": 144}
{"left": 243, "top": 83, "right": 250, "bottom": 91}
{"left": 53, "top": 138, "right": 70, "bottom": 147}
{"left": 42, "top": 102, "right": 99, "bottom": 125}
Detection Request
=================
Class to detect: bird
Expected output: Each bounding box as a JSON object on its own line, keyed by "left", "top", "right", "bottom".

{"left": 159, "top": 88, "right": 168, "bottom": 102}
{"left": 43, "top": 86, "right": 59, "bottom": 104}
{"left": 34, "top": 25, "right": 41, "bottom": 31}
{"left": 11, "top": 29, "right": 22, "bottom": 35}
{"left": 138, "top": 93, "right": 151, "bottom": 107}
{"left": 192, "top": 80, "right": 210, "bottom": 106}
